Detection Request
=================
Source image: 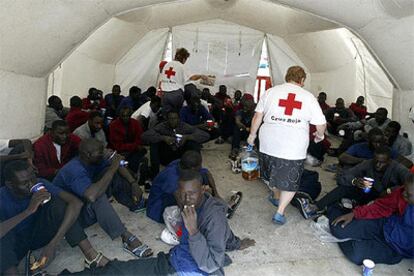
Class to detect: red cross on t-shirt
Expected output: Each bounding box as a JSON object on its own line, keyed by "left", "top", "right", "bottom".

{"left": 164, "top": 67, "right": 176, "bottom": 79}
{"left": 279, "top": 93, "right": 302, "bottom": 115}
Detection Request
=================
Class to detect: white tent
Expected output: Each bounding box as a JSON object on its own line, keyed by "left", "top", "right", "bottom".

{"left": 1, "top": 0, "right": 413, "bottom": 142}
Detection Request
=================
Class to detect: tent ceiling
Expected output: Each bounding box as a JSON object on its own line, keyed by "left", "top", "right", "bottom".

{"left": 0, "top": 0, "right": 413, "bottom": 89}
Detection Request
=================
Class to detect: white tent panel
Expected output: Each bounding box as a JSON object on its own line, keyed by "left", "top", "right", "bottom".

{"left": 0, "top": 70, "right": 46, "bottom": 138}
{"left": 57, "top": 50, "right": 115, "bottom": 105}
{"left": 266, "top": 34, "right": 310, "bottom": 89}
{"left": 115, "top": 28, "right": 169, "bottom": 92}
{"left": 172, "top": 20, "right": 264, "bottom": 94}
{"left": 393, "top": 89, "right": 414, "bottom": 160}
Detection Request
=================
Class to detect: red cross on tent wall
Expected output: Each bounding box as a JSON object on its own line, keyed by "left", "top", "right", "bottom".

{"left": 165, "top": 67, "right": 176, "bottom": 79}
{"left": 279, "top": 93, "right": 302, "bottom": 115}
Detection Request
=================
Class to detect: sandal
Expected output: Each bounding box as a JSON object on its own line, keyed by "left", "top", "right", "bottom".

{"left": 226, "top": 191, "right": 243, "bottom": 219}
{"left": 268, "top": 193, "right": 279, "bottom": 207}
{"left": 123, "top": 236, "right": 153, "bottom": 258}
{"left": 84, "top": 252, "right": 105, "bottom": 269}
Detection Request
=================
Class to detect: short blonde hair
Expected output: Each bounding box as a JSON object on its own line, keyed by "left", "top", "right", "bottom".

{"left": 285, "top": 66, "right": 306, "bottom": 83}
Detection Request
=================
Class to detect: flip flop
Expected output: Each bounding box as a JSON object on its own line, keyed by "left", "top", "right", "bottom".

{"left": 226, "top": 191, "right": 243, "bottom": 219}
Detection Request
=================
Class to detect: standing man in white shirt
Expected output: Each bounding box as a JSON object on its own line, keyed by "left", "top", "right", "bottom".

{"left": 247, "top": 66, "right": 326, "bottom": 225}
{"left": 159, "top": 48, "right": 208, "bottom": 114}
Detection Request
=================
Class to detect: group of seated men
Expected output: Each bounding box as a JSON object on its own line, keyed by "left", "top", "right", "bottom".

{"left": 0, "top": 83, "right": 255, "bottom": 275}
{"left": 1, "top": 84, "right": 413, "bottom": 274}
{"left": 294, "top": 92, "right": 414, "bottom": 266}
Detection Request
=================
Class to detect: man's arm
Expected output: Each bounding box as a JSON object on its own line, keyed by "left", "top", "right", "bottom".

{"left": 183, "top": 125, "right": 210, "bottom": 143}
{"left": 336, "top": 160, "right": 370, "bottom": 186}
{"left": 205, "top": 171, "right": 220, "bottom": 198}
{"left": 353, "top": 188, "right": 403, "bottom": 219}
{"left": 83, "top": 155, "right": 121, "bottom": 202}
{"left": 141, "top": 125, "right": 165, "bottom": 144}
{"left": 235, "top": 115, "right": 246, "bottom": 130}
{"left": 0, "top": 190, "right": 51, "bottom": 239}
{"left": 339, "top": 152, "right": 365, "bottom": 166}
{"left": 33, "top": 142, "right": 57, "bottom": 179}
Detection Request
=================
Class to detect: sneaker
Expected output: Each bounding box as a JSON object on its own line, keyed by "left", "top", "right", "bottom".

{"left": 272, "top": 212, "right": 286, "bottom": 225}
{"left": 340, "top": 198, "right": 354, "bottom": 210}
{"left": 144, "top": 180, "right": 152, "bottom": 193}
{"left": 160, "top": 228, "right": 180, "bottom": 246}
{"left": 296, "top": 198, "right": 318, "bottom": 219}
{"left": 215, "top": 137, "right": 225, "bottom": 144}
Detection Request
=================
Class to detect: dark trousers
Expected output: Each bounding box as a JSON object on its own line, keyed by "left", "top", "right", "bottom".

{"left": 316, "top": 184, "right": 378, "bottom": 210}
{"left": 162, "top": 90, "right": 184, "bottom": 115}
{"left": 231, "top": 127, "right": 249, "bottom": 150}
{"left": 219, "top": 112, "right": 234, "bottom": 140}
{"left": 327, "top": 206, "right": 403, "bottom": 265}
{"left": 150, "top": 140, "right": 201, "bottom": 176}
{"left": 0, "top": 197, "right": 86, "bottom": 273}
{"left": 308, "top": 141, "right": 326, "bottom": 161}
{"left": 60, "top": 253, "right": 176, "bottom": 276}
{"left": 123, "top": 148, "right": 147, "bottom": 174}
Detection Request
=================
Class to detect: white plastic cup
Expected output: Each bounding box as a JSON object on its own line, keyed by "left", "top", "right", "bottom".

{"left": 362, "top": 259, "right": 375, "bottom": 276}
{"left": 363, "top": 177, "right": 374, "bottom": 193}
{"left": 338, "top": 129, "right": 345, "bottom": 136}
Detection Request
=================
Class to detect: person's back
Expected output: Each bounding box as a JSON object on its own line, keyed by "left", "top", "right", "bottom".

{"left": 258, "top": 82, "right": 324, "bottom": 160}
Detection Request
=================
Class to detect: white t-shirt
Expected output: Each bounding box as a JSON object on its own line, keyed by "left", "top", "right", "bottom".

{"left": 53, "top": 142, "right": 62, "bottom": 163}
{"left": 256, "top": 83, "right": 326, "bottom": 160}
{"left": 131, "top": 101, "right": 159, "bottom": 128}
{"left": 159, "top": 60, "right": 190, "bottom": 92}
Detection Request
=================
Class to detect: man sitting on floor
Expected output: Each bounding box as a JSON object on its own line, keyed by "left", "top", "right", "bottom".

{"left": 74, "top": 111, "right": 107, "bottom": 147}
{"left": 104, "top": 84, "right": 124, "bottom": 119}
{"left": 148, "top": 151, "right": 223, "bottom": 223}
{"left": 328, "top": 174, "right": 413, "bottom": 265}
{"left": 131, "top": 96, "right": 162, "bottom": 131}
{"left": 66, "top": 96, "right": 89, "bottom": 132}
{"left": 349, "top": 96, "right": 367, "bottom": 120}
{"left": 384, "top": 121, "right": 413, "bottom": 157}
{"left": 364, "top": 107, "right": 391, "bottom": 132}
{"left": 34, "top": 120, "right": 81, "bottom": 181}
{"left": 0, "top": 160, "right": 85, "bottom": 274}
{"left": 66, "top": 170, "right": 255, "bottom": 276}
{"left": 317, "top": 92, "right": 330, "bottom": 114}
{"left": 180, "top": 96, "right": 219, "bottom": 141}
{"left": 325, "top": 98, "right": 357, "bottom": 135}
{"left": 82, "top": 88, "right": 106, "bottom": 111}
{"left": 118, "top": 86, "right": 145, "bottom": 113}
{"left": 109, "top": 107, "right": 147, "bottom": 175}
{"left": 230, "top": 99, "right": 255, "bottom": 159}
{"left": 53, "top": 138, "right": 153, "bottom": 258}
{"left": 298, "top": 146, "right": 411, "bottom": 219}
{"left": 142, "top": 111, "right": 210, "bottom": 176}
{"left": 44, "top": 95, "right": 65, "bottom": 132}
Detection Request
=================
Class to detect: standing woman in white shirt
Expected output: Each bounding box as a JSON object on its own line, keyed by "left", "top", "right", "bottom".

{"left": 247, "top": 66, "right": 326, "bottom": 225}
{"left": 159, "top": 48, "right": 208, "bottom": 114}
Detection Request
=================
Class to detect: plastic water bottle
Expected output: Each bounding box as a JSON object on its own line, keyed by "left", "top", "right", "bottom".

{"left": 240, "top": 145, "right": 259, "bottom": 181}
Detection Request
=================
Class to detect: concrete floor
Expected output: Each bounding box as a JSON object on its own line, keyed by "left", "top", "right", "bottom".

{"left": 44, "top": 140, "right": 413, "bottom": 275}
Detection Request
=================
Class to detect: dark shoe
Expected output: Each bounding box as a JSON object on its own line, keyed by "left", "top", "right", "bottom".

{"left": 296, "top": 198, "right": 320, "bottom": 220}
{"left": 215, "top": 137, "right": 225, "bottom": 144}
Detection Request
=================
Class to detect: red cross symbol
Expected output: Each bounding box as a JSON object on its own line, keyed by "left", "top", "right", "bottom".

{"left": 279, "top": 93, "right": 302, "bottom": 115}
{"left": 164, "top": 67, "right": 176, "bottom": 79}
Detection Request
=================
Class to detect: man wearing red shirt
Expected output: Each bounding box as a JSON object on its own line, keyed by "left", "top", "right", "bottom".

{"left": 34, "top": 120, "right": 81, "bottom": 180}
{"left": 108, "top": 107, "right": 148, "bottom": 175}
{"left": 328, "top": 174, "right": 414, "bottom": 265}
{"left": 82, "top": 88, "right": 106, "bottom": 111}
{"left": 66, "top": 96, "right": 89, "bottom": 132}
{"left": 317, "top": 92, "right": 330, "bottom": 114}
{"left": 349, "top": 96, "right": 368, "bottom": 120}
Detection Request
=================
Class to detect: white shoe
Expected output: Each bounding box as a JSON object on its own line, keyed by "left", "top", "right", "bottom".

{"left": 160, "top": 228, "right": 179, "bottom": 246}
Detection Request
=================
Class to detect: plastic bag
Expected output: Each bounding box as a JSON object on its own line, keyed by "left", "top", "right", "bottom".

{"left": 310, "top": 215, "right": 351, "bottom": 243}
{"left": 163, "top": 206, "right": 183, "bottom": 237}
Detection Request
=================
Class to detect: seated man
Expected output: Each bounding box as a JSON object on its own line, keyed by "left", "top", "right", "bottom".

{"left": 104, "top": 84, "right": 124, "bottom": 119}
{"left": 180, "top": 96, "right": 219, "bottom": 141}
{"left": 230, "top": 99, "right": 255, "bottom": 158}
{"left": 317, "top": 92, "right": 330, "bottom": 114}
{"left": 328, "top": 174, "right": 414, "bottom": 265}
{"left": 66, "top": 96, "right": 89, "bottom": 132}
{"left": 384, "top": 121, "right": 413, "bottom": 157}
{"left": 147, "top": 151, "right": 218, "bottom": 223}
{"left": 325, "top": 98, "right": 357, "bottom": 135}
{"left": 44, "top": 95, "right": 65, "bottom": 132}
{"left": 364, "top": 107, "right": 391, "bottom": 132}
{"left": 72, "top": 170, "right": 255, "bottom": 276}
{"left": 118, "top": 86, "right": 145, "bottom": 113}
{"left": 233, "top": 90, "right": 242, "bottom": 106}
{"left": 339, "top": 128, "right": 397, "bottom": 168}
{"left": 34, "top": 120, "right": 81, "bottom": 180}
{"left": 349, "top": 96, "right": 367, "bottom": 120}
{"left": 109, "top": 107, "right": 147, "bottom": 174}
{"left": 0, "top": 160, "right": 97, "bottom": 274}
{"left": 142, "top": 111, "right": 210, "bottom": 176}
{"left": 298, "top": 146, "right": 411, "bottom": 219}
{"left": 131, "top": 96, "right": 162, "bottom": 131}
{"left": 74, "top": 111, "right": 107, "bottom": 147}
{"left": 53, "top": 139, "right": 152, "bottom": 257}
{"left": 82, "top": 87, "right": 106, "bottom": 111}
{"left": 140, "top": 86, "right": 157, "bottom": 103}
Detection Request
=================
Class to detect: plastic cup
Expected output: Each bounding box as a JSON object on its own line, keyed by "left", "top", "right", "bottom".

{"left": 362, "top": 259, "right": 375, "bottom": 276}
{"left": 363, "top": 177, "right": 374, "bottom": 193}
{"left": 30, "top": 183, "right": 51, "bottom": 204}
{"left": 338, "top": 129, "right": 345, "bottom": 136}
{"left": 206, "top": 120, "right": 214, "bottom": 128}
{"left": 175, "top": 134, "right": 183, "bottom": 144}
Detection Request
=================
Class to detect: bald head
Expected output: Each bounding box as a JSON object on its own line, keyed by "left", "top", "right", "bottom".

{"left": 79, "top": 138, "right": 104, "bottom": 164}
